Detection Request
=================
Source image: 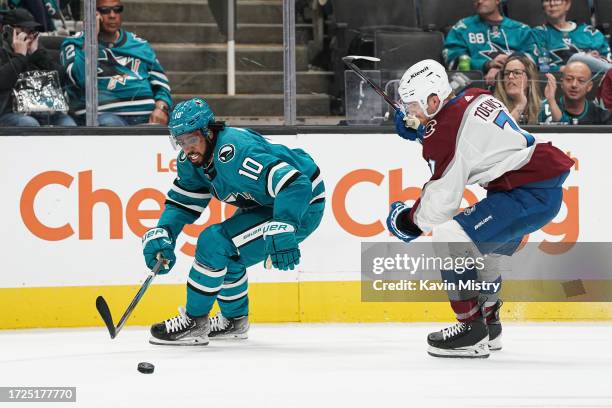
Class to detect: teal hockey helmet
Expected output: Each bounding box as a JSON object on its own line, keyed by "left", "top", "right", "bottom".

{"left": 168, "top": 97, "right": 215, "bottom": 140}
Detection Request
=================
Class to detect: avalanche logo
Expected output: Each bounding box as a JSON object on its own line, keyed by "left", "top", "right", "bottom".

{"left": 218, "top": 144, "right": 235, "bottom": 163}
{"left": 423, "top": 120, "right": 437, "bottom": 139}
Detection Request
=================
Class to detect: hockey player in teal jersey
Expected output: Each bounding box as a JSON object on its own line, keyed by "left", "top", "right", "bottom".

{"left": 443, "top": 0, "right": 536, "bottom": 83}
{"left": 59, "top": 0, "right": 172, "bottom": 125}
{"left": 143, "top": 98, "right": 325, "bottom": 346}
{"left": 532, "top": 0, "right": 610, "bottom": 72}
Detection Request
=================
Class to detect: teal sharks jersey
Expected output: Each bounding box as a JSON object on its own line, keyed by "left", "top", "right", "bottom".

{"left": 443, "top": 15, "right": 536, "bottom": 71}
{"left": 158, "top": 127, "right": 325, "bottom": 239}
{"left": 60, "top": 29, "right": 172, "bottom": 117}
{"left": 532, "top": 23, "right": 611, "bottom": 72}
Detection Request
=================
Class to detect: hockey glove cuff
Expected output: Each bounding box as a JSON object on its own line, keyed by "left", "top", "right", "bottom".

{"left": 263, "top": 221, "right": 301, "bottom": 271}
{"left": 386, "top": 201, "right": 423, "bottom": 243}
{"left": 142, "top": 226, "right": 176, "bottom": 274}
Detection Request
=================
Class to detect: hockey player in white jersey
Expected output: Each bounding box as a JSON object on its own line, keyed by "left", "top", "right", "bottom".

{"left": 388, "top": 60, "right": 574, "bottom": 358}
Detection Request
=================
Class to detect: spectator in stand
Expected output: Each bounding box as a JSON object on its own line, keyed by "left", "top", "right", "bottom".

{"left": 0, "top": 8, "right": 76, "bottom": 126}
{"left": 60, "top": 0, "right": 172, "bottom": 126}
{"left": 493, "top": 53, "right": 543, "bottom": 125}
{"left": 9, "top": 0, "right": 56, "bottom": 32}
{"left": 443, "top": 0, "right": 536, "bottom": 85}
{"left": 532, "top": 0, "right": 610, "bottom": 73}
{"left": 539, "top": 61, "right": 611, "bottom": 124}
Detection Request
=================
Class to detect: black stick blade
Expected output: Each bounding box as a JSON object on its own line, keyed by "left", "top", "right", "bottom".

{"left": 96, "top": 296, "right": 116, "bottom": 339}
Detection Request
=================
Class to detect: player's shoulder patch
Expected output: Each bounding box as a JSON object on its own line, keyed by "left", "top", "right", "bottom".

{"left": 452, "top": 18, "right": 469, "bottom": 31}
{"left": 533, "top": 24, "right": 547, "bottom": 32}
{"left": 178, "top": 151, "right": 187, "bottom": 162}
{"left": 218, "top": 143, "right": 236, "bottom": 163}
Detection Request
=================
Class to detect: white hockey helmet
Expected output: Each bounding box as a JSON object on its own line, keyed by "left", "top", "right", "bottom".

{"left": 398, "top": 59, "right": 452, "bottom": 118}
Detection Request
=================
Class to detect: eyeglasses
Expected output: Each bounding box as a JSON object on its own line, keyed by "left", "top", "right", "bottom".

{"left": 503, "top": 69, "right": 526, "bottom": 78}
{"left": 96, "top": 5, "right": 124, "bottom": 14}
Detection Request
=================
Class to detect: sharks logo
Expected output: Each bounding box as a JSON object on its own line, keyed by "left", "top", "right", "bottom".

{"left": 479, "top": 42, "right": 509, "bottom": 62}
{"left": 97, "top": 49, "right": 143, "bottom": 90}
{"left": 222, "top": 191, "right": 261, "bottom": 207}
{"left": 218, "top": 144, "right": 235, "bottom": 163}
{"left": 548, "top": 42, "right": 582, "bottom": 66}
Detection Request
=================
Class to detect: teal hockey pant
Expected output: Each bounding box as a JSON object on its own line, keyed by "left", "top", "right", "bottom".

{"left": 185, "top": 204, "right": 324, "bottom": 318}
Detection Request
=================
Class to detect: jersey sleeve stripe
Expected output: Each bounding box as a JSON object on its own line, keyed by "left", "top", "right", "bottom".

{"left": 149, "top": 71, "right": 169, "bottom": 81}
{"left": 173, "top": 179, "right": 210, "bottom": 194}
{"left": 171, "top": 182, "right": 212, "bottom": 199}
{"left": 273, "top": 169, "right": 300, "bottom": 197}
{"left": 150, "top": 80, "right": 171, "bottom": 91}
{"left": 267, "top": 161, "right": 289, "bottom": 196}
{"left": 165, "top": 198, "right": 205, "bottom": 216}
{"left": 309, "top": 192, "right": 326, "bottom": 204}
{"left": 66, "top": 63, "right": 77, "bottom": 86}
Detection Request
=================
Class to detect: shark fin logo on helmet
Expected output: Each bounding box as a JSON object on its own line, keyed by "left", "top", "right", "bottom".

{"left": 218, "top": 144, "right": 235, "bottom": 163}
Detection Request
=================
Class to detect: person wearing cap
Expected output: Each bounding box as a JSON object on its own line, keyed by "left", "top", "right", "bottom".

{"left": 0, "top": 8, "right": 76, "bottom": 126}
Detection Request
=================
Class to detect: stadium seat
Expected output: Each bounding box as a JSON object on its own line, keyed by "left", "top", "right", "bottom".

{"left": 505, "top": 0, "right": 547, "bottom": 26}
{"left": 566, "top": 0, "right": 593, "bottom": 25}
{"left": 506, "top": 0, "right": 591, "bottom": 27}
{"left": 374, "top": 31, "right": 445, "bottom": 76}
{"left": 39, "top": 35, "right": 66, "bottom": 63}
{"left": 418, "top": 0, "right": 474, "bottom": 32}
{"left": 329, "top": 0, "right": 418, "bottom": 54}
{"left": 329, "top": 0, "right": 419, "bottom": 113}
{"left": 594, "top": 0, "right": 612, "bottom": 34}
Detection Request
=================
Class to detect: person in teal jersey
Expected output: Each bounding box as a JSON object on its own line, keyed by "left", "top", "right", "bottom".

{"left": 143, "top": 98, "right": 326, "bottom": 346}
{"left": 443, "top": 0, "right": 537, "bottom": 85}
{"left": 539, "top": 61, "right": 611, "bottom": 124}
{"left": 532, "top": 0, "right": 610, "bottom": 73}
{"left": 59, "top": 0, "right": 172, "bottom": 126}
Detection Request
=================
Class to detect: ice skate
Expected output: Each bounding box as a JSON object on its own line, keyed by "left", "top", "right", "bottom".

{"left": 486, "top": 300, "right": 503, "bottom": 351}
{"left": 427, "top": 317, "right": 490, "bottom": 358}
{"left": 149, "top": 306, "right": 210, "bottom": 346}
{"left": 209, "top": 313, "right": 249, "bottom": 340}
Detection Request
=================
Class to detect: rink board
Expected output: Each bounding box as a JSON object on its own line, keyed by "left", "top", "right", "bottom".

{"left": 1, "top": 132, "right": 610, "bottom": 328}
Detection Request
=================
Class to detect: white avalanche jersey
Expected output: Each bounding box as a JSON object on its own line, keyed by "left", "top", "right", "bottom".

{"left": 408, "top": 88, "right": 574, "bottom": 233}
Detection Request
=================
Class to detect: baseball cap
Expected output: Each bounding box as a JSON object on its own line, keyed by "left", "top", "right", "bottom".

{"left": 0, "top": 8, "right": 43, "bottom": 30}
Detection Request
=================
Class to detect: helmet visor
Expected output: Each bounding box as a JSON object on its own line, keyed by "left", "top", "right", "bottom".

{"left": 404, "top": 101, "right": 426, "bottom": 117}
{"left": 169, "top": 132, "right": 203, "bottom": 151}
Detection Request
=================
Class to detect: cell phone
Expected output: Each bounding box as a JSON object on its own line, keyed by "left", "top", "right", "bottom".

{"left": 2, "top": 25, "right": 13, "bottom": 42}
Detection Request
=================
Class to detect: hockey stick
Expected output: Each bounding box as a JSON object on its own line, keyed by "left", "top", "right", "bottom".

{"left": 96, "top": 258, "right": 165, "bottom": 339}
{"left": 342, "top": 55, "right": 403, "bottom": 112}
{"left": 342, "top": 55, "right": 422, "bottom": 134}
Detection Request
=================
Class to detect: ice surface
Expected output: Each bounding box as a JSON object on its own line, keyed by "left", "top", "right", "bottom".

{"left": 1, "top": 323, "right": 612, "bottom": 408}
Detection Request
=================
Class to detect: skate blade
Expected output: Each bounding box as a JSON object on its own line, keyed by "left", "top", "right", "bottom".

{"left": 427, "top": 339, "right": 490, "bottom": 359}
{"left": 149, "top": 336, "right": 210, "bottom": 346}
{"left": 488, "top": 334, "right": 502, "bottom": 351}
{"left": 210, "top": 332, "right": 248, "bottom": 340}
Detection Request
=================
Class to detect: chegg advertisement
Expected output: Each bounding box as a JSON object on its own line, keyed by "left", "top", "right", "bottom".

{"left": 1, "top": 132, "right": 600, "bottom": 289}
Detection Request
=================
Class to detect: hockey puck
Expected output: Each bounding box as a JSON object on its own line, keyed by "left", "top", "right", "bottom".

{"left": 137, "top": 362, "right": 155, "bottom": 374}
